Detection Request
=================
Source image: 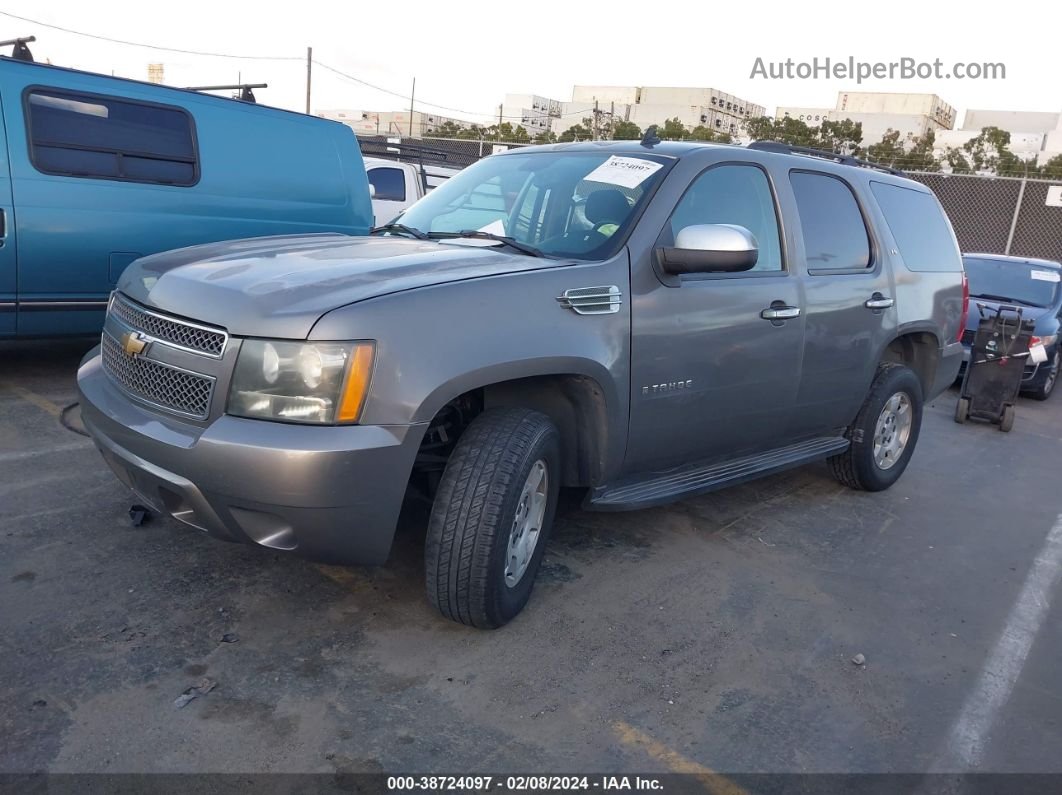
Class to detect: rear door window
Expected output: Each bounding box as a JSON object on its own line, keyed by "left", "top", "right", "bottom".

{"left": 367, "top": 167, "right": 407, "bottom": 202}
{"left": 790, "top": 171, "right": 871, "bottom": 271}
{"left": 26, "top": 89, "right": 198, "bottom": 186}
{"left": 870, "top": 181, "right": 961, "bottom": 272}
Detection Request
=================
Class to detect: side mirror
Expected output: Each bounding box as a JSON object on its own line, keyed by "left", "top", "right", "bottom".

{"left": 657, "top": 224, "right": 758, "bottom": 275}
{"left": 368, "top": 183, "right": 376, "bottom": 199}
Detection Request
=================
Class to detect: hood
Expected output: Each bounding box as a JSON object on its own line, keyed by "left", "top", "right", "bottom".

{"left": 118, "top": 234, "right": 566, "bottom": 338}
{"left": 965, "top": 298, "right": 1055, "bottom": 335}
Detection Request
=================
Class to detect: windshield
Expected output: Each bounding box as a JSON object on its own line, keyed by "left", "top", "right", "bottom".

{"left": 963, "top": 256, "right": 1061, "bottom": 308}
{"left": 395, "top": 151, "right": 671, "bottom": 260}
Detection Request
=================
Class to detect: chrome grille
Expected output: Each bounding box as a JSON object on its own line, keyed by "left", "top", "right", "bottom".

{"left": 110, "top": 293, "right": 227, "bottom": 357}
{"left": 101, "top": 333, "right": 215, "bottom": 419}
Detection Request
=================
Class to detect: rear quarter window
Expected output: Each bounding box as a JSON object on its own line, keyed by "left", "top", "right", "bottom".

{"left": 790, "top": 171, "right": 871, "bottom": 271}
{"left": 870, "top": 181, "right": 962, "bottom": 272}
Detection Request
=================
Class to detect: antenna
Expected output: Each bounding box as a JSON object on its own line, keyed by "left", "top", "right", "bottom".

{"left": 640, "top": 125, "right": 661, "bottom": 148}
{"left": 0, "top": 36, "right": 35, "bottom": 62}
{"left": 184, "top": 83, "right": 267, "bottom": 103}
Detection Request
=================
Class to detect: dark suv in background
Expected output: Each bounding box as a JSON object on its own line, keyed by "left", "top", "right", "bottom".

{"left": 960, "top": 254, "right": 1062, "bottom": 400}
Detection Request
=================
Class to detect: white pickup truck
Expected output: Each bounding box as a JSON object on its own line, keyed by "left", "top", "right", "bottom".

{"left": 364, "top": 157, "right": 460, "bottom": 226}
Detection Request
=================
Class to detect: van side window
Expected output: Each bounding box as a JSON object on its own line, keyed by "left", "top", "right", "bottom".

{"left": 870, "top": 181, "right": 962, "bottom": 272}
{"left": 367, "top": 167, "right": 406, "bottom": 202}
{"left": 26, "top": 90, "right": 198, "bottom": 186}
{"left": 667, "top": 164, "right": 783, "bottom": 272}
{"left": 790, "top": 172, "right": 871, "bottom": 271}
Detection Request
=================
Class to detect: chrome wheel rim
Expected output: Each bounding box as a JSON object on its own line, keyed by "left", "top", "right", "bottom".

{"left": 873, "top": 392, "right": 913, "bottom": 470}
{"left": 504, "top": 460, "right": 549, "bottom": 588}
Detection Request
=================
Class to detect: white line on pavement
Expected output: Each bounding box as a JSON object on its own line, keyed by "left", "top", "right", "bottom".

{"left": 937, "top": 513, "right": 1062, "bottom": 771}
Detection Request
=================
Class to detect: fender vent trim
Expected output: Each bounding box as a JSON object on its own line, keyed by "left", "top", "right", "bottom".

{"left": 556, "top": 285, "right": 622, "bottom": 315}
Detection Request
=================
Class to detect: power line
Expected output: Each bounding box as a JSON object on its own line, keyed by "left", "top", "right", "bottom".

{"left": 1, "top": 11, "right": 589, "bottom": 128}
{"left": 0, "top": 10, "right": 302, "bottom": 59}
{"left": 313, "top": 59, "right": 589, "bottom": 124}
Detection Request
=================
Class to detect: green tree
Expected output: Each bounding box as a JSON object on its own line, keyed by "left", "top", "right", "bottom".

{"left": 509, "top": 125, "right": 531, "bottom": 144}
{"left": 611, "top": 120, "right": 642, "bottom": 140}
{"left": 533, "top": 129, "right": 557, "bottom": 144}
{"left": 903, "top": 130, "right": 941, "bottom": 172}
{"left": 658, "top": 117, "right": 689, "bottom": 140}
{"left": 425, "top": 120, "right": 465, "bottom": 138}
{"left": 1040, "top": 154, "right": 1062, "bottom": 179}
{"left": 818, "top": 119, "right": 863, "bottom": 153}
{"left": 558, "top": 119, "right": 594, "bottom": 142}
{"left": 962, "top": 126, "right": 1011, "bottom": 173}
{"left": 866, "top": 129, "right": 906, "bottom": 167}
{"left": 945, "top": 147, "right": 973, "bottom": 173}
{"left": 688, "top": 125, "right": 732, "bottom": 143}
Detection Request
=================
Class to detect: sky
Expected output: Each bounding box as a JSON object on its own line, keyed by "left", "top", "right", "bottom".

{"left": 4, "top": 1, "right": 1058, "bottom": 127}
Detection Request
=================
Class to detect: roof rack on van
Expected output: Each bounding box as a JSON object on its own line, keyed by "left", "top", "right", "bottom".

{"left": 185, "top": 83, "right": 266, "bottom": 103}
{"left": 0, "top": 36, "right": 35, "bottom": 62}
{"left": 747, "top": 140, "right": 906, "bottom": 177}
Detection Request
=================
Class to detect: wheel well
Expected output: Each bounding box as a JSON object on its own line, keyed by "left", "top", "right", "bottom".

{"left": 882, "top": 332, "right": 938, "bottom": 396}
{"left": 413, "top": 375, "right": 609, "bottom": 492}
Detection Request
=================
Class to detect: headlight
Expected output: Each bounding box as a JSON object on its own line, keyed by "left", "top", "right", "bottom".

{"left": 228, "top": 340, "right": 375, "bottom": 424}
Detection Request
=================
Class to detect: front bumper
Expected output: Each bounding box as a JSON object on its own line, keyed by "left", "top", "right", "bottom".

{"left": 958, "top": 344, "right": 1048, "bottom": 387}
{"left": 78, "top": 346, "right": 426, "bottom": 565}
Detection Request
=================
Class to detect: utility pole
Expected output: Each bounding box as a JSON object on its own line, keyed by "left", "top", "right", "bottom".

{"left": 409, "top": 77, "right": 416, "bottom": 137}
{"left": 305, "top": 47, "right": 312, "bottom": 114}
{"left": 498, "top": 104, "right": 503, "bottom": 127}
{"left": 593, "top": 100, "right": 600, "bottom": 141}
{"left": 609, "top": 101, "right": 615, "bottom": 140}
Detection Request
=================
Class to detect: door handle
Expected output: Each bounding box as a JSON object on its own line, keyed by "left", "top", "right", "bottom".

{"left": 761, "top": 306, "right": 801, "bottom": 320}
{"left": 865, "top": 294, "right": 895, "bottom": 310}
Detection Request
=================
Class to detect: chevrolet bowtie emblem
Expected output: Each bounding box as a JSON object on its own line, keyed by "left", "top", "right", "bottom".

{"left": 120, "top": 331, "right": 149, "bottom": 357}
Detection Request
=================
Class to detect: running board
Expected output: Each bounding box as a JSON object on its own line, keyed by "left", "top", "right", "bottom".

{"left": 588, "top": 437, "right": 850, "bottom": 511}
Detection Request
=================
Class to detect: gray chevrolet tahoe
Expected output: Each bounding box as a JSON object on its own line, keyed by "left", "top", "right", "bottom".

{"left": 77, "top": 139, "right": 966, "bottom": 628}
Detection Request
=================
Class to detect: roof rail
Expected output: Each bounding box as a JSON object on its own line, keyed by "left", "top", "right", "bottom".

{"left": 747, "top": 140, "right": 906, "bottom": 177}
{"left": 0, "top": 36, "right": 35, "bottom": 62}
{"left": 185, "top": 83, "right": 267, "bottom": 103}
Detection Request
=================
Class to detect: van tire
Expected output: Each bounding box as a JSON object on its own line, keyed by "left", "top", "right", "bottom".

{"left": 425, "top": 408, "right": 560, "bottom": 629}
{"left": 829, "top": 363, "right": 923, "bottom": 492}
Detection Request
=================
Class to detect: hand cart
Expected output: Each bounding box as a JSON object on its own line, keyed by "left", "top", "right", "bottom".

{"left": 955, "top": 303, "right": 1040, "bottom": 432}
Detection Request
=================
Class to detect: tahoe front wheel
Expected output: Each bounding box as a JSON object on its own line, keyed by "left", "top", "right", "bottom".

{"left": 425, "top": 408, "right": 560, "bottom": 629}
{"left": 829, "top": 363, "right": 924, "bottom": 492}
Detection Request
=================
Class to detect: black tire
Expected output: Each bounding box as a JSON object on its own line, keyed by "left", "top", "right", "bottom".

{"left": 1025, "top": 348, "right": 1059, "bottom": 401}
{"left": 425, "top": 408, "right": 560, "bottom": 629}
{"left": 829, "top": 363, "right": 924, "bottom": 492}
{"left": 1000, "top": 404, "right": 1016, "bottom": 433}
{"left": 955, "top": 397, "right": 970, "bottom": 424}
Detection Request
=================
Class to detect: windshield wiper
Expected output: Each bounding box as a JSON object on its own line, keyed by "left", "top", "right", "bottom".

{"left": 371, "top": 223, "right": 428, "bottom": 240}
{"left": 427, "top": 230, "right": 544, "bottom": 258}
{"left": 970, "top": 293, "right": 1032, "bottom": 306}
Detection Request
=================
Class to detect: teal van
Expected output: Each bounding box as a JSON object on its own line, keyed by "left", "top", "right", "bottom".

{"left": 0, "top": 57, "right": 373, "bottom": 337}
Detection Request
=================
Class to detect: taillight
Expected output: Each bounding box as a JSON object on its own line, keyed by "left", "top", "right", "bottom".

{"left": 957, "top": 271, "right": 970, "bottom": 342}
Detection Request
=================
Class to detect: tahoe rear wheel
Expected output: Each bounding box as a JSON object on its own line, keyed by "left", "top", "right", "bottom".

{"left": 425, "top": 408, "right": 560, "bottom": 629}
{"left": 829, "top": 363, "right": 923, "bottom": 492}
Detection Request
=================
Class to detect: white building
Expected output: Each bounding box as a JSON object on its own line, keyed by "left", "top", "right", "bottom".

{"left": 932, "top": 109, "right": 1062, "bottom": 167}
{"left": 315, "top": 109, "right": 474, "bottom": 137}
{"left": 776, "top": 92, "right": 956, "bottom": 148}
{"left": 504, "top": 85, "right": 766, "bottom": 138}
{"left": 500, "top": 94, "right": 562, "bottom": 137}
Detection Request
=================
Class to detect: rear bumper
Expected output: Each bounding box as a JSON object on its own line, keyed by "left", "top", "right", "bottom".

{"left": 78, "top": 346, "right": 426, "bottom": 565}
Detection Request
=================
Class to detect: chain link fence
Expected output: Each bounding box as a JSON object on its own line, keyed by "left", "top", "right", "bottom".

{"left": 357, "top": 134, "right": 528, "bottom": 170}
{"left": 357, "top": 136, "right": 1062, "bottom": 264}
{"left": 907, "top": 172, "right": 1062, "bottom": 263}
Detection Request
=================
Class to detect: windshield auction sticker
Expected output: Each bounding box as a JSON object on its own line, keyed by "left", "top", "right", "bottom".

{"left": 1030, "top": 270, "right": 1061, "bottom": 282}
{"left": 584, "top": 156, "right": 663, "bottom": 190}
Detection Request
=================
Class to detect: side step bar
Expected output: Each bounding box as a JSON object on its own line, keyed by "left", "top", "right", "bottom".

{"left": 588, "top": 437, "right": 850, "bottom": 511}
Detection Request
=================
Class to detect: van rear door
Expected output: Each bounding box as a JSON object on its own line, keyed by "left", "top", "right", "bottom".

{"left": 0, "top": 91, "right": 15, "bottom": 336}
